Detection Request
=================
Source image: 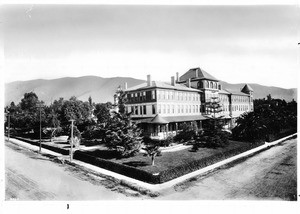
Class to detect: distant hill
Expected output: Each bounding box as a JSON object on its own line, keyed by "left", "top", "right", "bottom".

{"left": 4, "top": 76, "right": 297, "bottom": 106}
{"left": 5, "top": 76, "right": 145, "bottom": 105}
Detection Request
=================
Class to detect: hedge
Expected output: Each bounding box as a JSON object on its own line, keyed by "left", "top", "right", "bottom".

{"left": 158, "top": 142, "right": 263, "bottom": 183}
{"left": 13, "top": 136, "right": 69, "bottom": 155}
{"left": 73, "top": 142, "right": 264, "bottom": 184}
{"left": 266, "top": 129, "right": 297, "bottom": 142}
{"left": 73, "top": 150, "right": 160, "bottom": 184}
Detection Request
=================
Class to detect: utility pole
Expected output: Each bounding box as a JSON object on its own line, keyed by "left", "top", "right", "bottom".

{"left": 7, "top": 111, "right": 10, "bottom": 141}
{"left": 69, "top": 119, "right": 75, "bottom": 161}
{"left": 38, "top": 102, "right": 44, "bottom": 153}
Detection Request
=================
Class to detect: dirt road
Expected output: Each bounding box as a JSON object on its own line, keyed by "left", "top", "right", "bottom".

{"left": 159, "top": 137, "right": 297, "bottom": 200}
{"left": 5, "top": 142, "right": 146, "bottom": 200}
{"left": 5, "top": 137, "right": 297, "bottom": 201}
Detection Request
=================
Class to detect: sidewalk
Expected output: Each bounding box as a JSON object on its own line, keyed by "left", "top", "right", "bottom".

{"left": 6, "top": 133, "right": 297, "bottom": 192}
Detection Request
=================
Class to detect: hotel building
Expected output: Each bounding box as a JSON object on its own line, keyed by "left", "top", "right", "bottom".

{"left": 122, "top": 67, "right": 253, "bottom": 139}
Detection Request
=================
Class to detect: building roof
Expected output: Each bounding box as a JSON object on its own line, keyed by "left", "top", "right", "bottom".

{"left": 180, "top": 67, "right": 219, "bottom": 81}
{"left": 150, "top": 114, "right": 169, "bottom": 124}
{"left": 227, "top": 90, "right": 250, "bottom": 96}
{"left": 125, "top": 81, "right": 202, "bottom": 92}
{"left": 241, "top": 84, "right": 254, "bottom": 93}
{"left": 219, "top": 89, "right": 231, "bottom": 94}
{"left": 136, "top": 114, "right": 208, "bottom": 124}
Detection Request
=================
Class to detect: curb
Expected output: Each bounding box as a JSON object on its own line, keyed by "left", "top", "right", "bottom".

{"left": 5, "top": 133, "right": 297, "bottom": 193}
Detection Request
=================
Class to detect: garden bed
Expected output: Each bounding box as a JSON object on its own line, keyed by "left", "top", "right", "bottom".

{"left": 74, "top": 140, "right": 264, "bottom": 184}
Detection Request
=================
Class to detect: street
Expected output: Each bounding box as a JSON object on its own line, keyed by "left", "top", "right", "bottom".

{"left": 159, "top": 137, "right": 297, "bottom": 200}
{"left": 5, "top": 137, "right": 297, "bottom": 200}
{"left": 5, "top": 141, "right": 146, "bottom": 200}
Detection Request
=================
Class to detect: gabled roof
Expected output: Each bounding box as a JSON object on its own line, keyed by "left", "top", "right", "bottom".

{"left": 124, "top": 81, "right": 202, "bottom": 92}
{"left": 180, "top": 67, "right": 219, "bottom": 81}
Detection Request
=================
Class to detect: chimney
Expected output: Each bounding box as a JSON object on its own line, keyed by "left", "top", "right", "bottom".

{"left": 147, "top": 75, "right": 151, "bottom": 86}
{"left": 171, "top": 76, "right": 175, "bottom": 86}
{"left": 176, "top": 72, "right": 180, "bottom": 82}
{"left": 186, "top": 78, "right": 191, "bottom": 88}
{"left": 124, "top": 82, "right": 128, "bottom": 90}
{"left": 195, "top": 68, "right": 199, "bottom": 78}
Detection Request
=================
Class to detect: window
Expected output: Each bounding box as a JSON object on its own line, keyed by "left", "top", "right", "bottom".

{"left": 158, "top": 91, "right": 161, "bottom": 100}
{"left": 152, "top": 105, "right": 156, "bottom": 114}
{"left": 152, "top": 90, "right": 156, "bottom": 100}
{"left": 166, "top": 91, "right": 169, "bottom": 100}
{"left": 140, "top": 93, "right": 143, "bottom": 101}
{"left": 131, "top": 106, "right": 134, "bottom": 114}
{"left": 178, "top": 105, "right": 180, "bottom": 113}
{"left": 143, "top": 105, "right": 146, "bottom": 114}
{"left": 205, "top": 81, "right": 209, "bottom": 88}
{"left": 163, "top": 105, "right": 166, "bottom": 114}
{"left": 181, "top": 105, "right": 184, "bottom": 113}
{"left": 140, "top": 106, "right": 143, "bottom": 114}
{"left": 172, "top": 105, "right": 175, "bottom": 114}
{"left": 189, "top": 105, "right": 191, "bottom": 113}
{"left": 167, "top": 105, "right": 170, "bottom": 114}
{"left": 210, "top": 82, "right": 213, "bottom": 88}
{"left": 135, "top": 106, "right": 138, "bottom": 115}
{"left": 158, "top": 104, "right": 161, "bottom": 114}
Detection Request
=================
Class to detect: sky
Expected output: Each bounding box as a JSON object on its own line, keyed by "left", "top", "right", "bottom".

{"left": 3, "top": 3, "right": 300, "bottom": 89}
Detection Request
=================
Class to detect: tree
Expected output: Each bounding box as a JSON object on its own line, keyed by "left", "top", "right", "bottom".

{"left": 94, "top": 102, "right": 112, "bottom": 124}
{"left": 233, "top": 96, "right": 297, "bottom": 142}
{"left": 116, "top": 87, "right": 127, "bottom": 114}
{"left": 192, "top": 95, "right": 229, "bottom": 149}
{"left": 104, "top": 112, "right": 143, "bottom": 158}
{"left": 60, "top": 96, "right": 93, "bottom": 132}
{"left": 20, "top": 92, "right": 39, "bottom": 112}
{"left": 143, "top": 145, "right": 161, "bottom": 166}
{"left": 88, "top": 96, "right": 93, "bottom": 107}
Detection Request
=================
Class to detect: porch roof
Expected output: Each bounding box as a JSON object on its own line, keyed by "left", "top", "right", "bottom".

{"left": 136, "top": 114, "right": 208, "bottom": 124}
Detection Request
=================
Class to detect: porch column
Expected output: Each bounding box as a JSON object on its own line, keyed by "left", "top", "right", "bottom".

{"left": 199, "top": 120, "right": 202, "bottom": 130}
{"left": 175, "top": 123, "right": 178, "bottom": 134}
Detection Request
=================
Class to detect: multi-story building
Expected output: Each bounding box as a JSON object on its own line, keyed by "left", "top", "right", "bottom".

{"left": 123, "top": 67, "right": 254, "bottom": 139}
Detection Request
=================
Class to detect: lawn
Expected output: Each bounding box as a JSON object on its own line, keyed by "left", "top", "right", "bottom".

{"left": 81, "top": 140, "right": 260, "bottom": 174}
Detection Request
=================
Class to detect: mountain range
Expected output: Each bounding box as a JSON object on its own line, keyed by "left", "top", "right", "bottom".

{"left": 4, "top": 76, "right": 297, "bottom": 106}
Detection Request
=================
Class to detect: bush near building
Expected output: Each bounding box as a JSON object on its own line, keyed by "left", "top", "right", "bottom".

{"left": 232, "top": 95, "right": 297, "bottom": 142}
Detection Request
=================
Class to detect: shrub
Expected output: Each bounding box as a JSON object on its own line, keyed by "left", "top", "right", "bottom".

{"left": 174, "top": 123, "right": 197, "bottom": 143}
{"left": 160, "top": 134, "right": 174, "bottom": 147}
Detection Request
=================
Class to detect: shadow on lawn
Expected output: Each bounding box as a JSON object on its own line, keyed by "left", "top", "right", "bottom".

{"left": 123, "top": 161, "right": 149, "bottom": 167}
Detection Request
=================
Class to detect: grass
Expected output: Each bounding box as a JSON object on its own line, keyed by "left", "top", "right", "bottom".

{"left": 82, "top": 140, "right": 259, "bottom": 174}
